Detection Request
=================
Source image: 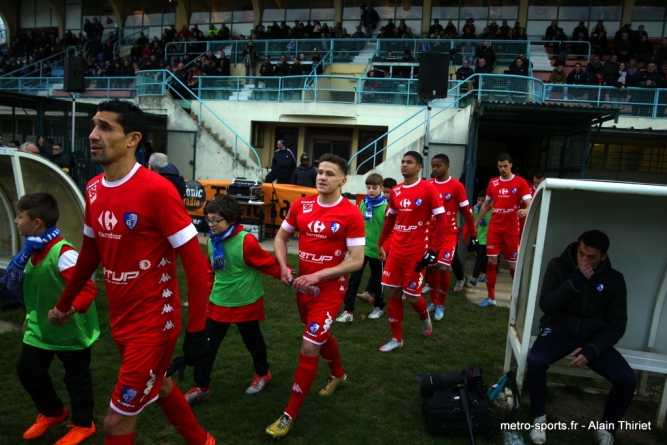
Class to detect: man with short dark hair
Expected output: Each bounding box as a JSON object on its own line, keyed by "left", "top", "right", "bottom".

{"left": 528, "top": 230, "right": 636, "bottom": 445}
{"left": 292, "top": 153, "right": 316, "bottom": 187}
{"left": 50, "top": 143, "right": 72, "bottom": 174}
{"left": 265, "top": 140, "right": 297, "bottom": 184}
{"left": 456, "top": 59, "right": 474, "bottom": 80}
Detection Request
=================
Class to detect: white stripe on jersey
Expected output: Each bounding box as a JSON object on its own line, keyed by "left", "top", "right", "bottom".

{"left": 281, "top": 220, "right": 296, "bottom": 233}
{"left": 431, "top": 206, "right": 445, "bottom": 215}
{"left": 458, "top": 200, "right": 470, "bottom": 207}
{"left": 167, "top": 224, "right": 197, "bottom": 248}
{"left": 58, "top": 249, "right": 78, "bottom": 272}
{"left": 83, "top": 224, "right": 95, "bottom": 238}
{"left": 346, "top": 237, "right": 365, "bottom": 247}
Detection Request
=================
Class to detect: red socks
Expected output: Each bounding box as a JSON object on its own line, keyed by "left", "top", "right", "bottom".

{"left": 411, "top": 296, "right": 429, "bottom": 321}
{"left": 441, "top": 271, "right": 451, "bottom": 306}
{"left": 319, "top": 336, "right": 345, "bottom": 378}
{"left": 156, "top": 382, "right": 208, "bottom": 445}
{"left": 285, "top": 353, "right": 319, "bottom": 420}
{"left": 485, "top": 263, "right": 498, "bottom": 300}
{"left": 428, "top": 271, "right": 440, "bottom": 305}
{"left": 105, "top": 433, "right": 136, "bottom": 445}
{"left": 387, "top": 297, "right": 404, "bottom": 342}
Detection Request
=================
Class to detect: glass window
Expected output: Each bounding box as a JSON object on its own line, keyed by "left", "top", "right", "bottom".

{"left": 632, "top": 6, "right": 666, "bottom": 21}
{"left": 489, "top": 6, "right": 518, "bottom": 20}
{"left": 589, "top": 1, "right": 622, "bottom": 21}
{"left": 212, "top": 0, "right": 233, "bottom": 23}
{"left": 634, "top": 22, "right": 664, "bottom": 39}
{"left": 431, "top": 7, "right": 460, "bottom": 20}
{"left": 558, "top": 7, "right": 588, "bottom": 21}
{"left": 528, "top": 0, "right": 557, "bottom": 20}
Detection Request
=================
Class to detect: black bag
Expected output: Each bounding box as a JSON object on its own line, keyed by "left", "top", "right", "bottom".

{"left": 420, "top": 365, "right": 493, "bottom": 442}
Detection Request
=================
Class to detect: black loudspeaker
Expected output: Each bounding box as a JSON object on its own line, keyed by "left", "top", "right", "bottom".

{"left": 418, "top": 53, "right": 450, "bottom": 99}
{"left": 64, "top": 56, "right": 86, "bottom": 93}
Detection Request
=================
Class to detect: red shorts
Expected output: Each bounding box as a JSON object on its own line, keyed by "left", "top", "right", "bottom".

{"left": 110, "top": 338, "right": 177, "bottom": 415}
{"left": 297, "top": 282, "right": 346, "bottom": 346}
{"left": 436, "top": 232, "right": 459, "bottom": 266}
{"left": 381, "top": 255, "right": 424, "bottom": 297}
{"left": 486, "top": 231, "right": 520, "bottom": 263}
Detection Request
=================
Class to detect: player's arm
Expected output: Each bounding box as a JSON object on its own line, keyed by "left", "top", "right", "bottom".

{"left": 243, "top": 234, "right": 282, "bottom": 280}
{"left": 274, "top": 226, "right": 294, "bottom": 285}
{"left": 52, "top": 235, "right": 101, "bottom": 324}
{"left": 205, "top": 252, "right": 215, "bottom": 295}
{"left": 294, "top": 245, "right": 365, "bottom": 289}
{"left": 460, "top": 204, "right": 477, "bottom": 237}
{"left": 176, "top": 237, "right": 209, "bottom": 333}
{"left": 474, "top": 198, "right": 492, "bottom": 226}
{"left": 517, "top": 196, "right": 533, "bottom": 219}
{"left": 59, "top": 247, "right": 98, "bottom": 313}
{"left": 377, "top": 210, "right": 397, "bottom": 260}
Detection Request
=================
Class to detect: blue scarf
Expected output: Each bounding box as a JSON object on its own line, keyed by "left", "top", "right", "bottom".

{"left": 1, "top": 226, "right": 60, "bottom": 290}
{"left": 363, "top": 195, "right": 386, "bottom": 221}
{"left": 209, "top": 224, "right": 237, "bottom": 271}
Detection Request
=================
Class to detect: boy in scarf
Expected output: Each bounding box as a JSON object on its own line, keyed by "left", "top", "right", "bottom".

{"left": 6, "top": 193, "right": 99, "bottom": 445}
{"left": 336, "top": 173, "right": 387, "bottom": 322}
{"left": 184, "top": 194, "right": 283, "bottom": 404}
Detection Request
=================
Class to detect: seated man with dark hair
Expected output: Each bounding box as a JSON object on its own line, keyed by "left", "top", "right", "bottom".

{"left": 528, "top": 230, "right": 636, "bottom": 445}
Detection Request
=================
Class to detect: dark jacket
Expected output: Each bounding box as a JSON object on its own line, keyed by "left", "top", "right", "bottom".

{"left": 292, "top": 164, "right": 317, "bottom": 187}
{"left": 539, "top": 242, "right": 627, "bottom": 361}
{"left": 269, "top": 148, "right": 297, "bottom": 182}
{"left": 158, "top": 163, "right": 187, "bottom": 198}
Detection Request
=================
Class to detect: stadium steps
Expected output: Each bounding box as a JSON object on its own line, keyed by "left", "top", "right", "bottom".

{"left": 352, "top": 42, "right": 376, "bottom": 64}
{"left": 188, "top": 109, "right": 249, "bottom": 167}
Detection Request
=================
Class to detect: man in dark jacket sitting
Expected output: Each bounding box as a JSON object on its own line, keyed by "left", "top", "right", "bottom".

{"left": 527, "top": 230, "right": 636, "bottom": 445}
{"left": 147, "top": 152, "right": 186, "bottom": 198}
{"left": 292, "top": 153, "right": 317, "bottom": 187}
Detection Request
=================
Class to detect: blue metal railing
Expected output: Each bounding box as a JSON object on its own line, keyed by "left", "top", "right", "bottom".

{"left": 0, "top": 46, "right": 78, "bottom": 78}
{"left": 135, "top": 69, "right": 262, "bottom": 170}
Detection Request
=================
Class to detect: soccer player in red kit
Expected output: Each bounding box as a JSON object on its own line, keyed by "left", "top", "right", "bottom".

{"left": 474, "top": 153, "right": 532, "bottom": 307}
{"left": 427, "top": 154, "right": 477, "bottom": 320}
{"left": 267, "top": 153, "right": 365, "bottom": 438}
{"left": 376, "top": 151, "right": 449, "bottom": 352}
{"left": 49, "top": 100, "right": 215, "bottom": 445}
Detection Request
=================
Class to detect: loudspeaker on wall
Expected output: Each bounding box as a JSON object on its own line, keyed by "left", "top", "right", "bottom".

{"left": 64, "top": 56, "right": 86, "bottom": 93}
{"left": 418, "top": 53, "right": 450, "bottom": 99}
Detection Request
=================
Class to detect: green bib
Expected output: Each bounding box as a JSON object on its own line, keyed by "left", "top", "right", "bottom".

{"left": 23, "top": 239, "right": 100, "bottom": 351}
{"left": 208, "top": 231, "right": 263, "bottom": 307}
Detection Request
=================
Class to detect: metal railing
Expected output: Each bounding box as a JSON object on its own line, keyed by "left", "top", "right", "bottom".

{"left": 349, "top": 74, "right": 547, "bottom": 173}
{"left": 0, "top": 46, "right": 78, "bottom": 78}
{"left": 543, "top": 84, "right": 667, "bottom": 118}
{"left": 135, "top": 69, "right": 262, "bottom": 170}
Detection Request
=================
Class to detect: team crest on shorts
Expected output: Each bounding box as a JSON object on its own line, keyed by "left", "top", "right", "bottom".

{"left": 444, "top": 252, "right": 451, "bottom": 259}
{"left": 408, "top": 281, "right": 417, "bottom": 290}
{"left": 124, "top": 212, "right": 139, "bottom": 230}
{"left": 308, "top": 322, "right": 320, "bottom": 335}
{"left": 330, "top": 222, "right": 340, "bottom": 233}
{"left": 121, "top": 386, "right": 137, "bottom": 402}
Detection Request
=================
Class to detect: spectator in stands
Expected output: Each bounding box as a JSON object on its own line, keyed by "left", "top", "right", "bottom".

{"left": 50, "top": 143, "right": 72, "bottom": 174}
{"left": 402, "top": 27, "right": 416, "bottom": 40}
{"left": 219, "top": 23, "right": 231, "bottom": 41}
{"left": 443, "top": 20, "right": 456, "bottom": 38}
{"left": 19, "top": 142, "right": 41, "bottom": 155}
{"left": 292, "top": 154, "right": 317, "bottom": 187}
{"left": 242, "top": 41, "right": 259, "bottom": 85}
{"left": 545, "top": 63, "right": 568, "bottom": 100}
{"left": 634, "top": 35, "right": 654, "bottom": 67}
{"left": 566, "top": 62, "right": 588, "bottom": 99}
{"left": 206, "top": 24, "right": 219, "bottom": 39}
{"left": 516, "top": 27, "right": 528, "bottom": 41}
{"left": 591, "top": 69, "right": 609, "bottom": 87}
{"left": 147, "top": 153, "right": 186, "bottom": 198}
{"left": 608, "top": 61, "right": 630, "bottom": 103}
{"left": 362, "top": 70, "right": 380, "bottom": 102}
{"left": 476, "top": 41, "right": 496, "bottom": 68}
{"left": 429, "top": 19, "right": 443, "bottom": 37}
{"left": 461, "top": 41, "right": 476, "bottom": 65}
{"left": 185, "top": 64, "right": 204, "bottom": 97}
{"left": 399, "top": 50, "right": 416, "bottom": 78}
{"left": 473, "top": 57, "right": 492, "bottom": 90}
{"left": 456, "top": 59, "right": 473, "bottom": 80}
{"left": 499, "top": 20, "right": 511, "bottom": 39}
{"left": 479, "top": 27, "right": 492, "bottom": 40}
{"left": 545, "top": 21, "right": 558, "bottom": 42}
{"left": 83, "top": 19, "right": 92, "bottom": 38}
{"left": 91, "top": 17, "right": 104, "bottom": 39}
{"left": 635, "top": 62, "right": 664, "bottom": 88}
{"left": 462, "top": 19, "right": 476, "bottom": 39}
{"left": 571, "top": 31, "right": 589, "bottom": 60}
{"left": 655, "top": 38, "right": 667, "bottom": 67}
{"left": 626, "top": 58, "right": 640, "bottom": 82}
{"left": 585, "top": 54, "right": 603, "bottom": 81}
{"left": 615, "top": 32, "right": 633, "bottom": 63}
{"left": 571, "top": 22, "right": 588, "bottom": 40}
{"left": 352, "top": 25, "right": 366, "bottom": 39}
{"left": 553, "top": 28, "right": 568, "bottom": 64}
{"left": 614, "top": 24, "right": 636, "bottom": 47}
{"left": 136, "top": 32, "right": 149, "bottom": 47}
{"left": 0, "top": 135, "right": 6, "bottom": 147}
{"left": 602, "top": 54, "right": 620, "bottom": 78}
{"left": 361, "top": 4, "right": 380, "bottom": 38}
{"left": 509, "top": 57, "right": 528, "bottom": 76}
{"left": 274, "top": 55, "right": 290, "bottom": 77}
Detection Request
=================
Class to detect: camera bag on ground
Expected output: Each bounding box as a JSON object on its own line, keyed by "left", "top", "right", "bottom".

{"left": 419, "top": 364, "right": 493, "bottom": 445}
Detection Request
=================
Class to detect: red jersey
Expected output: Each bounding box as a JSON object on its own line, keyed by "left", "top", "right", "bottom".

{"left": 386, "top": 179, "right": 445, "bottom": 260}
{"left": 430, "top": 177, "right": 471, "bottom": 233}
{"left": 83, "top": 164, "right": 196, "bottom": 344}
{"left": 282, "top": 195, "right": 365, "bottom": 288}
{"left": 485, "top": 175, "right": 532, "bottom": 235}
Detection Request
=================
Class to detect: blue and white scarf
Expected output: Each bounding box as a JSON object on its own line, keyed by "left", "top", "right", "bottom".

{"left": 363, "top": 195, "right": 386, "bottom": 221}
{"left": 1, "top": 226, "right": 60, "bottom": 290}
{"left": 209, "top": 224, "right": 237, "bottom": 271}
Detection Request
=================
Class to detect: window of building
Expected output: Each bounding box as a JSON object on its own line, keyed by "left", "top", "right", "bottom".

{"left": 430, "top": 0, "right": 518, "bottom": 37}
{"left": 526, "top": 0, "right": 622, "bottom": 39}
{"left": 632, "top": 0, "right": 667, "bottom": 39}
{"left": 262, "top": 0, "right": 334, "bottom": 34}
{"left": 345, "top": 0, "right": 422, "bottom": 38}
{"left": 191, "top": 0, "right": 255, "bottom": 38}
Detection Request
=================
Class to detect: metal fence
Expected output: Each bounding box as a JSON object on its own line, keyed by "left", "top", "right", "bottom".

{"left": 544, "top": 85, "right": 667, "bottom": 118}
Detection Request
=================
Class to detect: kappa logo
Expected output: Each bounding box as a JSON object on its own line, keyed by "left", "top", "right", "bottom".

{"left": 140, "top": 370, "right": 157, "bottom": 402}
{"left": 292, "top": 383, "right": 303, "bottom": 393}
{"left": 98, "top": 211, "right": 118, "bottom": 230}
{"left": 124, "top": 212, "right": 139, "bottom": 230}
{"left": 339, "top": 285, "right": 345, "bottom": 291}
{"left": 161, "top": 304, "right": 174, "bottom": 314}
{"left": 330, "top": 222, "right": 340, "bottom": 233}
{"left": 400, "top": 198, "right": 412, "bottom": 208}
{"left": 158, "top": 257, "right": 171, "bottom": 267}
{"left": 394, "top": 189, "right": 402, "bottom": 197}
{"left": 415, "top": 198, "right": 423, "bottom": 206}
{"left": 307, "top": 220, "right": 326, "bottom": 233}
{"left": 303, "top": 201, "right": 314, "bottom": 213}
{"left": 512, "top": 252, "right": 518, "bottom": 259}
{"left": 161, "top": 288, "right": 173, "bottom": 298}
{"left": 338, "top": 276, "right": 346, "bottom": 281}
{"left": 499, "top": 188, "right": 509, "bottom": 195}
{"left": 163, "top": 320, "right": 175, "bottom": 331}
{"left": 159, "top": 273, "right": 172, "bottom": 283}
{"left": 322, "top": 312, "right": 333, "bottom": 333}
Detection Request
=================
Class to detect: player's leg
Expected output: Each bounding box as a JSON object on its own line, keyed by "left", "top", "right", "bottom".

{"left": 400, "top": 261, "right": 431, "bottom": 336}
{"left": 379, "top": 255, "right": 405, "bottom": 351}
{"left": 55, "top": 347, "right": 96, "bottom": 443}
{"left": 481, "top": 230, "right": 500, "bottom": 306}
{"left": 501, "top": 235, "right": 520, "bottom": 280}
{"left": 157, "top": 377, "right": 213, "bottom": 444}
{"left": 187, "top": 318, "right": 230, "bottom": 402}
{"left": 426, "top": 265, "right": 440, "bottom": 309}
{"left": 319, "top": 335, "right": 347, "bottom": 395}
{"left": 17, "top": 344, "right": 69, "bottom": 439}
{"left": 237, "top": 320, "right": 272, "bottom": 394}
{"left": 433, "top": 233, "right": 457, "bottom": 319}
{"left": 451, "top": 249, "right": 466, "bottom": 290}
{"left": 368, "top": 256, "right": 385, "bottom": 316}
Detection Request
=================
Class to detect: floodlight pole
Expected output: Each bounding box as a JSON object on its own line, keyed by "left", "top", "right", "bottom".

{"left": 69, "top": 92, "right": 76, "bottom": 155}
{"left": 422, "top": 98, "right": 432, "bottom": 179}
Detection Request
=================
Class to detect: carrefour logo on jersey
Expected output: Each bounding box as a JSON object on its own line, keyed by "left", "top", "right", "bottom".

{"left": 400, "top": 198, "right": 412, "bottom": 208}
{"left": 99, "top": 211, "right": 118, "bottom": 230}
{"left": 499, "top": 188, "right": 509, "bottom": 195}
{"left": 307, "top": 220, "right": 326, "bottom": 233}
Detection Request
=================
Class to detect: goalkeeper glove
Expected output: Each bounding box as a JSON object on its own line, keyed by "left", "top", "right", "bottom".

{"left": 415, "top": 249, "right": 437, "bottom": 272}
